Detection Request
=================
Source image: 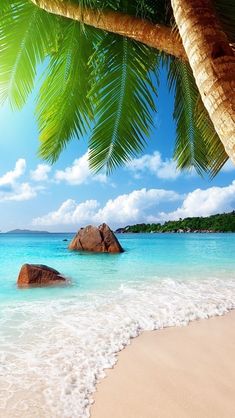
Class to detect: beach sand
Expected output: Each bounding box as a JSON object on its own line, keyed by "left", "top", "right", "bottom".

{"left": 91, "top": 310, "right": 235, "bottom": 418}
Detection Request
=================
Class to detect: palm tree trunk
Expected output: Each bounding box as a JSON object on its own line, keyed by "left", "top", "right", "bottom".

{"left": 171, "top": 0, "right": 235, "bottom": 164}
{"left": 31, "top": 0, "right": 235, "bottom": 164}
{"left": 30, "top": 0, "right": 186, "bottom": 60}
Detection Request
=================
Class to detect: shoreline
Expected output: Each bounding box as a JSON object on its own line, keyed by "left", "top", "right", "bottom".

{"left": 91, "top": 310, "right": 235, "bottom": 418}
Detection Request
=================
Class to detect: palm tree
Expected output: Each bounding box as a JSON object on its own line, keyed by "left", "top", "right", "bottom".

{"left": 0, "top": 0, "right": 234, "bottom": 176}
{"left": 171, "top": 0, "right": 235, "bottom": 168}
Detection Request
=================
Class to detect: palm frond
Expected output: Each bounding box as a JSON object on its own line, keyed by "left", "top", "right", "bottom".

{"left": 37, "top": 21, "right": 94, "bottom": 163}
{"left": 73, "top": 0, "right": 171, "bottom": 24}
{"left": 168, "top": 58, "right": 209, "bottom": 175}
{"left": 1, "top": 0, "right": 232, "bottom": 178}
{"left": 214, "top": 0, "right": 235, "bottom": 46}
{"left": 88, "top": 34, "right": 159, "bottom": 173}
{"left": 167, "top": 57, "right": 229, "bottom": 176}
{"left": 0, "top": 0, "right": 57, "bottom": 109}
{"left": 195, "top": 97, "right": 228, "bottom": 177}
{"left": 0, "top": 0, "right": 12, "bottom": 14}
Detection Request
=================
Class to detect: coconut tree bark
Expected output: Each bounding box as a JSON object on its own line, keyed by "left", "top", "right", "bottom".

{"left": 30, "top": 0, "right": 235, "bottom": 164}
{"left": 171, "top": 0, "right": 235, "bottom": 164}
{"left": 30, "top": 0, "right": 186, "bottom": 60}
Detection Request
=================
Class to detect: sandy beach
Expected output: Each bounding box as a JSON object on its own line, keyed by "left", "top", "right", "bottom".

{"left": 91, "top": 310, "right": 235, "bottom": 418}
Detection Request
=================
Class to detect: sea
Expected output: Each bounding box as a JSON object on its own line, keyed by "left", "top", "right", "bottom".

{"left": 0, "top": 232, "right": 235, "bottom": 418}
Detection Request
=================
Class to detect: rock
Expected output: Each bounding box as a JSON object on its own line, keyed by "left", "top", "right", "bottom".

{"left": 99, "top": 223, "right": 123, "bottom": 253}
{"left": 69, "top": 223, "right": 124, "bottom": 253}
{"left": 17, "top": 264, "right": 66, "bottom": 288}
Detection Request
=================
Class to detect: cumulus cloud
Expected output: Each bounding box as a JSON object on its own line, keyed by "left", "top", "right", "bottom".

{"left": 0, "top": 159, "right": 39, "bottom": 202}
{"left": 33, "top": 181, "right": 235, "bottom": 228}
{"left": 30, "top": 164, "right": 51, "bottom": 182}
{"left": 54, "top": 152, "right": 107, "bottom": 185}
{"left": 127, "top": 151, "right": 180, "bottom": 180}
{"left": 158, "top": 181, "right": 235, "bottom": 221}
{"left": 94, "top": 188, "right": 180, "bottom": 225}
{"left": 3, "top": 183, "right": 38, "bottom": 202}
{"left": 33, "top": 199, "right": 99, "bottom": 226}
{"left": 32, "top": 188, "right": 181, "bottom": 227}
{"left": 0, "top": 159, "right": 26, "bottom": 187}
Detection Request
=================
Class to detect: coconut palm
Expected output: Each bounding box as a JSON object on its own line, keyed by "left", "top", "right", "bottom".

{"left": 0, "top": 0, "right": 234, "bottom": 176}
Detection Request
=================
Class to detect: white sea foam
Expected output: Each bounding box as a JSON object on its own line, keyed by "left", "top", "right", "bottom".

{"left": 0, "top": 277, "right": 235, "bottom": 418}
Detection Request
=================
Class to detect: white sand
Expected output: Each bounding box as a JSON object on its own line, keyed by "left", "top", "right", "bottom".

{"left": 91, "top": 311, "right": 235, "bottom": 418}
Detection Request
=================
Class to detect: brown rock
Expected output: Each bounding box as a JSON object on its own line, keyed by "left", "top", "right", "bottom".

{"left": 69, "top": 223, "right": 124, "bottom": 253}
{"left": 17, "top": 264, "right": 66, "bottom": 288}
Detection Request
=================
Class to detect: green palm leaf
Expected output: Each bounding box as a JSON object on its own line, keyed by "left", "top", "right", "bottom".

{"left": 0, "top": 0, "right": 12, "bottom": 14}
{"left": 214, "top": 0, "right": 235, "bottom": 46}
{"left": 167, "top": 57, "right": 229, "bottom": 176}
{"left": 88, "top": 34, "right": 159, "bottom": 172}
{"left": 37, "top": 21, "right": 94, "bottom": 162}
{"left": 168, "top": 58, "right": 209, "bottom": 175}
{"left": 0, "top": 0, "right": 56, "bottom": 109}
{"left": 195, "top": 98, "right": 228, "bottom": 178}
{"left": 74, "top": 0, "right": 170, "bottom": 24}
{"left": 0, "top": 0, "right": 233, "bottom": 177}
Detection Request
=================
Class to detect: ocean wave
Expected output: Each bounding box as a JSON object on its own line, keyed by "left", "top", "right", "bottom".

{"left": 0, "top": 277, "right": 235, "bottom": 418}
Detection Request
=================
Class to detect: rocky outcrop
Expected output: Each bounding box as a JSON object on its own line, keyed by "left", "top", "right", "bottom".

{"left": 69, "top": 223, "right": 124, "bottom": 253}
{"left": 17, "top": 264, "right": 66, "bottom": 287}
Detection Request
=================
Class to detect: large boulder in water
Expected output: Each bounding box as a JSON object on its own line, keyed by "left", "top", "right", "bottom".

{"left": 69, "top": 223, "right": 124, "bottom": 253}
{"left": 17, "top": 264, "right": 66, "bottom": 288}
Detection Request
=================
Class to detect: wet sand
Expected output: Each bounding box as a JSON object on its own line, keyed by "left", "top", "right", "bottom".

{"left": 91, "top": 311, "right": 235, "bottom": 418}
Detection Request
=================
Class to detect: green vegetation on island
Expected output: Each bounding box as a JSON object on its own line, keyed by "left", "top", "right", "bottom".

{"left": 116, "top": 212, "right": 235, "bottom": 234}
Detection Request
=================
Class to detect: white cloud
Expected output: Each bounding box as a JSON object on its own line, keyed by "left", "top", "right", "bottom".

{"left": 33, "top": 181, "right": 235, "bottom": 228}
{"left": 0, "top": 159, "right": 26, "bottom": 186}
{"left": 127, "top": 151, "right": 180, "bottom": 180}
{"left": 30, "top": 164, "right": 51, "bottom": 182}
{"left": 32, "top": 188, "right": 181, "bottom": 227}
{"left": 3, "top": 183, "right": 38, "bottom": 202}
{"left": 54, "top": 152, "right": 107, "bottom": 185}
{"left": 0, "top": 159, "right": 39, "bottom": 202}
{"left": 95, "top": 188, "right": 180, "bottom": 225}
{"left": 158, "top": 181, "right": 235, "bottom": 221}
{"left": 33, "top": 199, "right": 99, "bottom": 226}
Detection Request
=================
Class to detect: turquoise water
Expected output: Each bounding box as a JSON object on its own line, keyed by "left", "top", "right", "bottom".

{"left": 0, "top": 233, "right": 235, "bottom": 418}
{"left": 1, "top": 232, "right": 235, "bottom": 302}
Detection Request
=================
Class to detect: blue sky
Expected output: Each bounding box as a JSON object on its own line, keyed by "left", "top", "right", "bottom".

{"left": 0, "top": 68, "right": 234, "bottom": 232}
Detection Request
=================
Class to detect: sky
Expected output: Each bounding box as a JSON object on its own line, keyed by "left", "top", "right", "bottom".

{"left": 0, "top": 68, "right": 234, "bottom": 232}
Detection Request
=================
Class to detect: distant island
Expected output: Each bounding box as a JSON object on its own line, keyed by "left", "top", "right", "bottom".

{"left": 4, "top": 229, "right": 51, "bottom": 234}
{"left": 116, "top": 211, "right": 235, "bottom": 234}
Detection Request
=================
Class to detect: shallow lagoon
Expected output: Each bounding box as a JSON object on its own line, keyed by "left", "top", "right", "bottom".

{"left": 0, "top": 233, "right": 235, "bottom": 417}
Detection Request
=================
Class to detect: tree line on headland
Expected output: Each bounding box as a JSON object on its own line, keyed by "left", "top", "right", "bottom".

{"left": 116, "top": 212, "right": 235, "bottom": 234}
